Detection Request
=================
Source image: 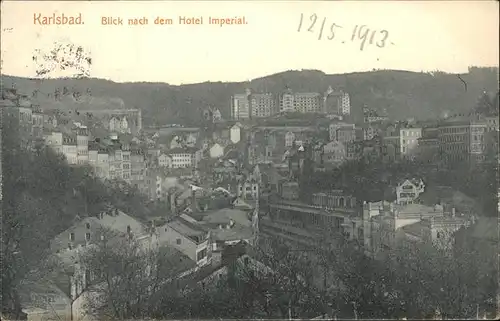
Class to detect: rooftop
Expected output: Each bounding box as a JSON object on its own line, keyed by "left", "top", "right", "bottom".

{"left": 401, "top": 221, "right": 426, "bottom": 239}
{"left": 167, "top": 217, "right": 208, "bottom": 238}
{"left": 193, "top": 208, "right": 252, "bottom": 227}
{"left": 211, "top": 223, "right": 254, "bottom": 241}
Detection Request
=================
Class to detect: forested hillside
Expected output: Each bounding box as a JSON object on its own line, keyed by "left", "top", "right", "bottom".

{"left": 0, "top": 131, "right": 153, "bottom": 318}
{"left": 2, "top": 66, "right": 498, "bottom": 126}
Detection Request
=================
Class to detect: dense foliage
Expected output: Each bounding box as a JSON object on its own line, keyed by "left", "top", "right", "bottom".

{"left": 0, "top": 130, "right": 151, "bottom": 317}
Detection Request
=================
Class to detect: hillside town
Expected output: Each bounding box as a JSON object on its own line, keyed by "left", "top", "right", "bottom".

{"left": 1, "top": 81, "right": 499, "bottom": 321}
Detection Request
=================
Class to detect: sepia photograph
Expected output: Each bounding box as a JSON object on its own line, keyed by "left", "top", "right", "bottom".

{"left": 1, "top": 1, "right": 499, "bottom": 320}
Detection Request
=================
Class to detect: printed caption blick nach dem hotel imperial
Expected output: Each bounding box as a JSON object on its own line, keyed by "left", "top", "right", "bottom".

{"left": 33, "top": 13, "right": 248, "bottom": 26}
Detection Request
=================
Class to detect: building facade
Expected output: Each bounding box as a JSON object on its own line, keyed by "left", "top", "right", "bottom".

{"left": 250, "top": 93, "right": 276, "bottom": 118}
{"left": 329, "top": 122, "right": 356, "bottom": 143}
{"left": 231, "top": 89, "right": 251, "bottom": 120}
{"left": 438, "top": 116, "right": 488, "bottom": 165}
{"left": 77, "top": 109, "right": 142, "bottom": 135}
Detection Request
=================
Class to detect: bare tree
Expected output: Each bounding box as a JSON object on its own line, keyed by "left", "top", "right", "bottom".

{"left": 387, "top": 233, "right": 497, "bottom": 319}
{"left": 80, "top": 228, "right": 185, "bottom": 320}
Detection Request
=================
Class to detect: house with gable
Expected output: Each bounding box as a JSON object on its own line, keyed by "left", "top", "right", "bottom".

{"left": 395, "top": 178, "right": 426, "bottom": 205}
{"left": 230, "top": 122, "right": 242, "bottom": 144}
{"left": 209, "top": 143, "right": 224, "bottom": 159}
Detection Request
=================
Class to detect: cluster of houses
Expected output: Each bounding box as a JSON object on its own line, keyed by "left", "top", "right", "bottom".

{"left": 18, "top": 180, "right": 262, "bottom": 321}
{"left": 3, "top": 86, "right": 498, "bottom": 320}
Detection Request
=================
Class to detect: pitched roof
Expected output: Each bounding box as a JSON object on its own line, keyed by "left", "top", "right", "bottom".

{"left": 401, "top": 221, "right": 427, "bottom": 239}
{"left": 166, "top": 217, "right": 208, "bottom": 238}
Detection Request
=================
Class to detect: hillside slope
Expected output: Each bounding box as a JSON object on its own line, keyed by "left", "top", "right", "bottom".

{"left": 2, "top": 66, "right": 498, "bottom": 126}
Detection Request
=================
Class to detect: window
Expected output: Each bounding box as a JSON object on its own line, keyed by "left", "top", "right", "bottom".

{"left": 85, "top": 232, "right": 91, "bottom": 241}
{"left": 86, "top": 222, "right": 90, "bottom": 229}
{"left": 68, "top": 243, "right": 72, "bottom": 250}
{"left": 176, "top": 238, "right": 182, "bottom": 245}
{"left": 127, "top": 225, "right": 131, "bottom": 233}
{"left": 69, "top": 232, "right": 75, "bottom": 241}
{"left": 197, "top": 248, "right": 207, "bottom": 261}
{"left": 244, "top": 257, "right": 250, "bottom": 266}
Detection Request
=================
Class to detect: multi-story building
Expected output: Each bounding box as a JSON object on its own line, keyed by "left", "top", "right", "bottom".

{"left": 362, "top": 123, "right": 380, "bottom": 141}
{"left": 77, "top": 109, "right": 142, "bottom": 135}
{"left": 109, "top": 115, "right": 131, "bottom": 134}
{"left": 363, "top": 106, "right": 389, "bottom": 124}
{"left": 362, "top": 202, "right": 461, "bottom": 258}
{"left": 323, "top": 141, "right": 346, "bottom": 167}
{"left": 169, "top": 147, "right": 197, "bottom": 168}
{"left": 143, "top": 168, "right": 165, "bottom": 201}
{"left": 122, "top": 149, "right": 131, "bottom": 182}
{"left": 329, "top": 122, "right": 356, "bottom": 143}
{"left": 62, "top": 134, "right": 78, "bottom": 165}
{"left": 345, "top": 141, "right": 362, "bottom": 161}
{"left": 45, "top": 131, "right": 64, "bottom": 155}
{"left": 438, "top": 115, "right": 487, "bottom": 165}
{"left": 285, "top": 131, "right": 296, "bottom": 148}
{"left": 87, "top": 134, "right": 133, "bottom": 182}
{"left": 278, "top": 89, "right": 322, "bottom": 114}
{"left": 76, "top": 128, "right": 89, "bottom": 165}
{"left": 130, "top": 148, "right": 146, "bottom": 188}
{"left": 399, "top": 126, "right": 422, "bottom": 160}
{"left": 32, "top": 105, "right": 44, "bottom": 139}
{"left": 278, "top": 88, "right": 295, "bottom": 113}
{"left": 323, "top": 86, "right": 351, "bottom": 116}
{"left": 250, "top": 93, "right": 276, "bottom": 118}
{"left": 158, "top": 153, "right": 173, "bottom": 168}
{"left": 280, "top": 128, "right": 315, "bottom": 148}
{"left": 108, "top": 147, "right": 123, "bottom": 181}
{"left": 382, "top": 124, "right": 422, "bottom": 161}
{"left": 417, "top": 126, "right": 439, "bottom": 164}
{"left": 294, "top": 92, "right": 322, "bottom": 114}
{"left": 484, "top": 115, "right": 499, "bottom": 132}
{"left": 278, "top": 180, "right": 300, "bottom": 200}
{"left": 1, "top": 89, "right": 33, "bottom": 150}
{"left": 231, "top": 89, "right": 251, "bottom": 120}
{"left": 88, "top": 143, "right": 110, "bottom": 180}
{"left": 212, "top": 108, "right": 223, "bottom": 122}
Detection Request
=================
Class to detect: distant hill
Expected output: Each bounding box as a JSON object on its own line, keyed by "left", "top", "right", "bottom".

{"left": 2, "top": 66, "right": 498, "bottom": 126}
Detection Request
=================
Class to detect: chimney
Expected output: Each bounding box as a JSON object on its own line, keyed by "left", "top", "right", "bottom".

{"left": 451, "top": 208, "right": 456, "bottom": 217}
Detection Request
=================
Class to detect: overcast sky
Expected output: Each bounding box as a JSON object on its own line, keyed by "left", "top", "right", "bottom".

{"left": 1, "top": 1, "right": 498, "bottom": 85}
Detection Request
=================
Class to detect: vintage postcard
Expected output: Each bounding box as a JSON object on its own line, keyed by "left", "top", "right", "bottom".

{"left": 1, "top": 0, "right": 499, "bottom": 320}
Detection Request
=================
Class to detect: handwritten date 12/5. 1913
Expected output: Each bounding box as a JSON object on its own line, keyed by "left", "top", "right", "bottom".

{"left": 297, "top": 13, "right": 392, "bottom": 51}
